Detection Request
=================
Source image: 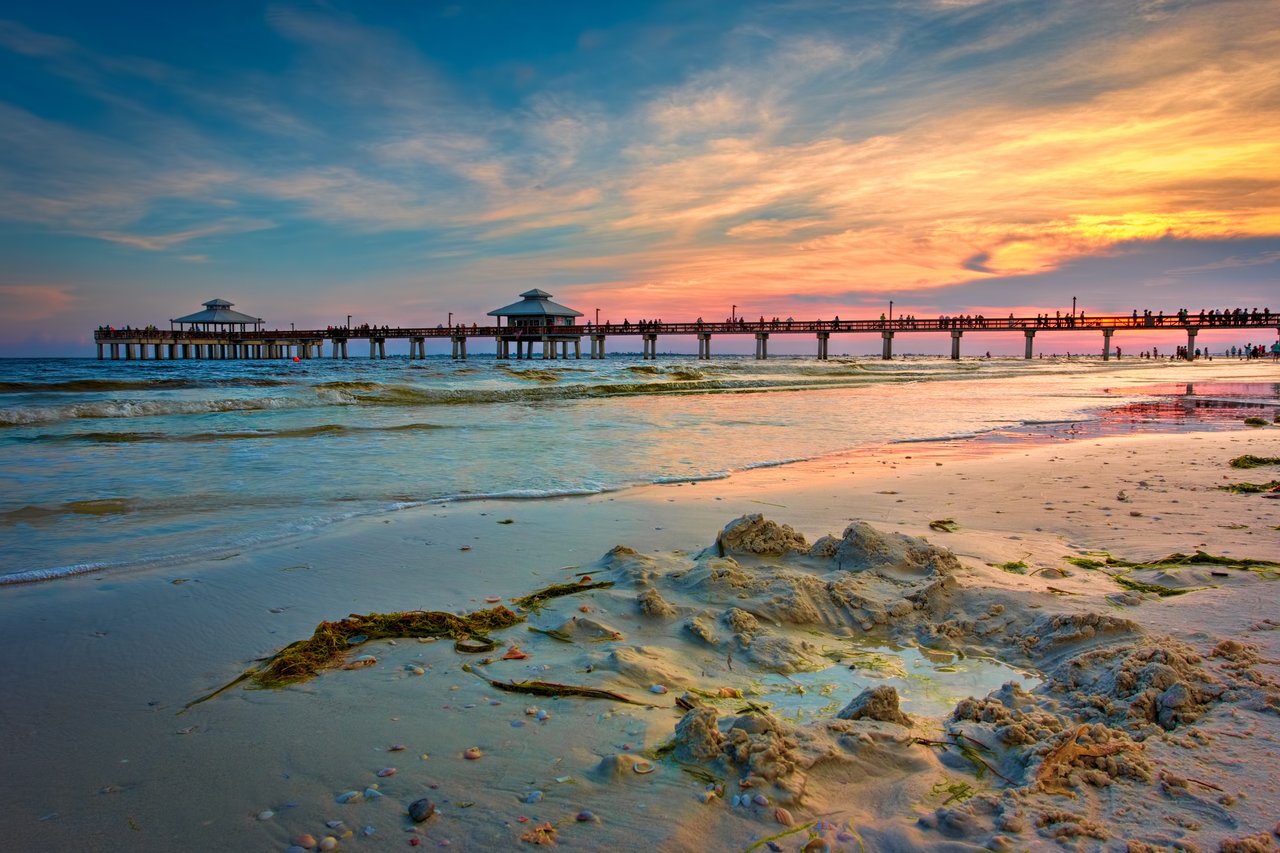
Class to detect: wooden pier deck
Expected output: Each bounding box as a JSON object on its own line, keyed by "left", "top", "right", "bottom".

{"left": 94, "top": 311, "right": 1280, "bottom": 362}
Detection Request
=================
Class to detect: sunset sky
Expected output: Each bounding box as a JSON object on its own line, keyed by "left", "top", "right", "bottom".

{"left": 1, "top": 0, "right": 1278, "bottom": 356}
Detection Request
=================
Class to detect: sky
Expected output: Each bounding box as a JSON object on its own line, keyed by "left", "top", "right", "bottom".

{"left": 0, "top": 0, "right": 1278, "bottom": 356}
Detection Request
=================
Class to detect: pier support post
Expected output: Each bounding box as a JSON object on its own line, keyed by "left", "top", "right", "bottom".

{"left": 542, "top": 338, "right": 550, "bottom": 359}
{"left": 881, "top": 330, "right": 894, "bottom": 360}
{"left": 755, "top": 332, "right": 769, "bottom": 360}
{"left": 643, "top": 334, "right": 658, "bottom": 359}
{"left": 1102, "top": 328, "right": 1113, "bottom": 361}
{"left": 950, "top": 329, "right": 963, "bottom": 360}
{"left": 111, "top": 343, "right": 120, "bottom": 359}
{"left": 451, "top": 336, "right": 465, "bottom": 360}
{"left": 816, "top": 332, "right": 829, "bottom": 360}
{"left": 1186, "top": 328, "right": 1197, "bottom": 360}
{"left": 697, "top": 332, "right": 712, "bottom": 360}
{"left": 591, "top": 334, "right": 606, "bottom": 359}
{"left": 573, "top": 338, "right": 581, "bottom": 359}
{"left": 97, "top": 342, "right": 104, "bottom": 359}
{"left": 1024, "top": 329, "right": 1035, "bottom": 359}
{"left": 126, "top": 343, "right": 135, "bottom": 360}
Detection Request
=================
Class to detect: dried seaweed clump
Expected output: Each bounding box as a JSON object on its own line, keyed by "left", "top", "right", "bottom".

{"left": 256, "top": 606, "right": 522, "bottom": 687}
{"left": 513, "top": 579, "right": 615, "bottom": 610}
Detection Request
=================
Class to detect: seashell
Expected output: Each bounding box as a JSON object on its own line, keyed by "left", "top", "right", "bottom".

{"left": 525, "top": 791, "right": 543, "bottom": 804}
{"left": 336, "top": 790, "right": 362, "bottom": 804}
{"left": 408, "top": 798, "right": 436, "bottom": 823}
{"left": 485, "top": 596, "right": 502, "bottom": 603}
{"left": 388, "top": 744, "right": 406, "bottom": 752}
{"left": 753, "top": 793, "right": 769, "bottom": 807}
{"left": 346, "top": 634, "right": 368, "bottom": 645}
{"left": 410, "top": 666, "right": 425, "bottom": 676}
{"left": 718, "top": 687, "right": 743, "bottom": 698}
{"left": 361, "top": 825, "right": 374, "bottom": 837}
{"left": 256, "top": 809, "right": 274, "bottom": 820}
{"left": 801, "top": 837, "right": 829, "bottom": 852}
{"left": 525, "top": 707, "right": 539, "bottom": 716}
{"left": 463, "top": 747, "right": 482, "bottom": 760}
{"left": 699, "top": 790, "right": 715, "bottom": 804}
{"left": 318, "top": 837, "right": 339, "bottom": 852}
{"left": 536, "top": 710, "right": 550, "bottom": 721}
{"left": 632, "top": 760, "right": 655, "bottom": 775}
{"left": 343, "top": 655, "right": 376, "bottom": 670}
{"left": 579, "top": 604, "right": 591, "bottom": 613}
{"left": 649, "top": 684, "right": 668, "bottom": 695}
{"left": 293, "top": 834, "right": 318, "bottom": 850}
{"left": 576, "top": 810, "right": 596, "bottom": 822}
{"left": 324, "top": 820, "right": 344, "bottom": 830}
{"left": 376, "top": 767, "right": 397, "bottom": 777}
{"left": 501, "top": 645, "right": 529, "bottom": 660}
{"left": 774, "top": 806, "right": 795, "bottom": 826}
{"left": 362, "top": 788, "right": 382, "bottom": 800}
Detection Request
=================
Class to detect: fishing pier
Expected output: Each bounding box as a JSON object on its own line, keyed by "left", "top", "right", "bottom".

{"left": 94, "top": 294, "right": 1279, "bottom": 363}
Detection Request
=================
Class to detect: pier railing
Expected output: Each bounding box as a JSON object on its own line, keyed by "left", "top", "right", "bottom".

{"left": 92, "top": 311, "right": 1280, "bottom": 363}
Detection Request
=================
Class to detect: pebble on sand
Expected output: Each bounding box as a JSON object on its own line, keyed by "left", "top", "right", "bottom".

{"left": 408, "top": 798, "right": 436, "bottom": 823}
{"left": 377, "top": 767, "right": 397, "bottom": 777}
{"left": 463, "top": 747, "right": 482, "bottom": 760}
{"left": 649, "top": 684, "right": 668, "bottom": 694}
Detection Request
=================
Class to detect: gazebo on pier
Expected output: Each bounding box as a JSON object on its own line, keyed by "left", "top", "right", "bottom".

{"left": 171, "top": 298, "right": 264, "bottom": 332}
{"left": 486, "top": 289, "right": 584, "bottom": 360}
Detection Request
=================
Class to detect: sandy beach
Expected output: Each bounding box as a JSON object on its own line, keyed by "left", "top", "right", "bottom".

{"left": 3, "top": 409, "right": 1279, "bottom": 852}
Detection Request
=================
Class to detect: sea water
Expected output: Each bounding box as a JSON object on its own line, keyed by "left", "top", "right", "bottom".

{"left": 2, "top": 354, "right": 1275, "bottom": 583}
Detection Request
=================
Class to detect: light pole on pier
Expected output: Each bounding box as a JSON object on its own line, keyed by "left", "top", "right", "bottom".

{"left": 346, "top": 314, "right": 352, "bottom": 329}
{"left": 889, "top": 300, "right": 893, "bottom": 323}
{"left": 448, "top": 312, "right": 453, "bottom": 328}
{"left": 291, "top": 322, "right": 295, "bottom": 331}
{"left": 732, "top": 304, "right": 737, "bottom": 322}
{"left": 595, "top": 308, "right": 600, "bottom": 325}
{"left": 1072, "top": 296, "right": 1077, "bottom": 318}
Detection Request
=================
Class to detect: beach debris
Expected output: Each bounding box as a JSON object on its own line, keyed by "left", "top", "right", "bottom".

{"left": 318, "top": 837, "right": 339, "bottom": 852}
{"left": 463, "top": 747, "right": 483, "bottom": 760}
{"left": 464, "top": 669, "right": 651, "bottom": 705}
{"left": 1230, "top": 454, "right": 1280, "bottom": 468}
{"left": 408, "top": 798, "right": 436, "bottom": 823}
{"left": 1219, "top": 479, "right": 1280, "bottom": 494}
{"left": 650, "top": 684, "right": 669, "bottom": 694}
{"left": 575, "top": 810, "right": 596, "bottom": 822}
{"left": 256, "top": 809, "right": 274, "bottom": 820}
{"left": 183, "top": 606, "right": 524, "bottom": 705}
{"left": 292, "top": 833, "right": 318, "bottom": 849}
{"left": 513, "top": 578, "right": 615, "bottom": 610}
{"left": 753, "top": 793, "right": 769, "bottom": 806}
{"left": 343, "top": 655, "right": 377, "bottom": 670}
{"left": 497, "top": 519, "right": 514, "bottom": 524}
{"left": 453, "top": 636, "right": 496, "bottom": 653}
{"left": 536, "top": 709, "right": 550, "bottom": 721}
{"left": 1035, "top": 725, "right": 1139, "bottom": 793}
{"left": 632, "top": 760, "right": 656, "bottom": 774}
{"left": 501, "top": 645, "right": 530, "bottom": 660}
{"left": 774, "top": 806, "right": 795, "bottom": 825}
{"left": 388, "top": 743, "right": 406, "bottom": 752}
{"left": 336, "top": 790, "right": 363, "bottom": 804}
{"left": 928, "top": 518, "right": 959, "bottom": 533}
{"left": 520, "top": 820, "right": 557, "bottom": 845}
{"left": 524, "top": 790, "right": 543, "bottom": 804}
{"left": 363, "top": 787, "right": 383, "bottom": 799}
{"left": 376, "top": 767, "right": 397, "bottom": 777}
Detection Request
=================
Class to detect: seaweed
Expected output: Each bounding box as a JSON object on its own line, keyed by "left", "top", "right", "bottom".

{"left": 464, "top": 668, "right": 650, "bottom": 705}
{"left": 1229, "top": 455, "right": 1280, "bottom": 469}
{"left": 182, "top": 606, "right": 525, "bottom": 709}
{"left": 932, "top": 778, "right": 976, "bottom": 805}
{"left": 1242, "top": 417, "right": 1269, "bottom": 426}
{"left": 928, "top": 518, "right": 959, "bottom": 533}
{"left": 1110, "top": 574, "right": 1195, "bottom": 597}
{"left": 742, "top": 821, "right": 818, "bottom": 853}
{"left": 1219, "top": 480, "right": 1280, "bottom": 494}
{"left": 512, "top": 579, "right": 615, "bottom": 610}
{"left": 1065, "top": 550, "right": 1280, "bottom": 573}
{"left": 255, "top": 607, "right": 522, "bottom": 687}
{"left": 527, "top": 626, "right": 575, "bottom": 643}
{"left": 996, "top": 561, "right": 1028, "bottom": 574}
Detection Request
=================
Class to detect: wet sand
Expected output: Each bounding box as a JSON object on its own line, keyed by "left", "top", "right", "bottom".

{"left": 2, "top": 417, "right": 1279, "bottom": 851}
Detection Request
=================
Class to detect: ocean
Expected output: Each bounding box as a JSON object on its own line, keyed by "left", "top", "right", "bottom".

{"left": 2, "top": 354, "right": 1276, "bottom": 584}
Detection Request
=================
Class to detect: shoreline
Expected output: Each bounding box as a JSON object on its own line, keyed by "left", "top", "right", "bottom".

{"left": 2, "top": 418, "right": 1278, "bottom": 850}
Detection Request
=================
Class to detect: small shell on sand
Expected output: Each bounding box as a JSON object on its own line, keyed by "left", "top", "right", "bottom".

{"left": 318, "top": 837, "right": 339, "bottom": 852}
{"left": 409, "top": 666, "right": 425, "bottom": 676}
{"left": 632, "top": 760, "right": 655, "bottom": 774}
{"left": 485, "top": 596, "right": 502, "bottom": 603}
{"left": 775, "top": 806, "right": 795, "bottom": 825}
{"left": 463, "top": 747, "right": 483, "bottom": 760}
{"left": 752, "top": 793, "right": 769, "bottom": 807}
{"left": 376, "top": 767, "right": 397, "bottom": 777}
{"left": 576, "top": 811, "right": 596, "bottom": 822}
{"left": 408, "top": 798, "right": 436, "bottom": 823}
{"left": 536, "top": 709, "right": 550, "bottom": 721}
{"left": 343, "top": 655, "right": 376, "bottom": 670}
{"left": 293, "top": 834, "right": 317, "bottom": 849}
{"left": 336, "top": 790, "right": 362, "bottom": 804}
{"left": 388, "top": 744, "right": 406, "bottom": 752}
{"left": 649, "top": 684, "right": 668, "bottom": 694}
{"left": 256, "top": 809, "right": 274, "bottom": 820}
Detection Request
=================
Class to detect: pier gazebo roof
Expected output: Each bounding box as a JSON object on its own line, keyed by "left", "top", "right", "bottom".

{"left": 172, "top": 299, "right": 264, "bottom": 329}
{"left": 487, "top": 289, "right": 583, "bottom": 320}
